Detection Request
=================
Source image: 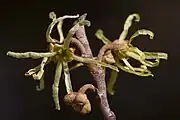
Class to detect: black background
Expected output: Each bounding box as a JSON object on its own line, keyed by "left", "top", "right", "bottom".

{"left": 0, "top": 0, "right": 180, "bottom": 120}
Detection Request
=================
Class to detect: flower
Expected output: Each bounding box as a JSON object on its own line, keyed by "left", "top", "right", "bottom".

{"left": 6, "top": 12, "right": 118, "bottom": 110}
{"left": 95, "top": 13, "right": 168, "bottom": 95}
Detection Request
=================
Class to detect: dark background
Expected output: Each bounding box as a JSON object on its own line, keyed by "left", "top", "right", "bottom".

{"left": 0, "top": 0, "right": 180, "bottom": 120}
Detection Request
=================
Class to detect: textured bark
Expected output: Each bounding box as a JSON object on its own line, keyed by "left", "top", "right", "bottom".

{"left": 74, "top": 14, "right": 116, "bottom": 120}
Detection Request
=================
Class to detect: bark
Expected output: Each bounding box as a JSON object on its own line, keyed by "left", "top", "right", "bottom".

{"left": 74, "top": 14, "right": 116, "bottom": 120}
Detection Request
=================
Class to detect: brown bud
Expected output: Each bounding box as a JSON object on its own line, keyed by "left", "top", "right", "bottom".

{"left": 64, "top": 92, "right": 77, "bottom": 106}
{"left": 75, "top": 93, "right": 88, "bottom": 105}
{"left": 71, "top": 96, "right": 91, "bottom": 115}
{"left": 79, "top": 100, "right": 91, "bottom": 115}
{"left": 63, "top": 84, "right": 96, "bottom": 115}
{"left": 78, "top": 84, "right": 96, "bottom": 93}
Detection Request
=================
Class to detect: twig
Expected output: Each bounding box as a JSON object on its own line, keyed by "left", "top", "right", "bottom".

{"left": 74, "top": 13, "right": 116, "bottom": 120}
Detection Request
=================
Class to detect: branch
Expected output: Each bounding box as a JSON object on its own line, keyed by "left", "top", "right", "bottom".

{"left": 71, "top": 37, "right": 86, "bottom": 55}
{"left": 73, "top": 13, "right": 93, "bottom": 58}
{"left": 74, "top": 13, "right": 116, "bottom": 120}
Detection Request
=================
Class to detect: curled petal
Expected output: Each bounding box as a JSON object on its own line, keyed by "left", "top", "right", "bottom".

{"left": 33, "top": 57, "right": 48, "bottom": 80}
{"left": 63, "top": 61, "right": 73, "bottom": 94}
{"left": 128, "top": 47, "right": 145, "bottom": 57}
{"left": 7, "top": 51, "right": 56, "bottom": 59}
{"left": 126, "top": 47, "right": 155, "bottom": 67}
{"left": 119, "top": 13, "right": 140, "bottom": 41}
{"left": 57, "top": 20, "right": 64, "bottom": 43}
{"left": 129, "top": 29, "right": 154, "bottom": 43}
{"left": 32, "top": 69, "right": 44, "bottom": 80}
{"left": 25, "top": 65, "right": 41, "bottom": 76}
{"left": 25, "top": 57, "right": 50, "bottom": 80}
{"left": 107, "top": 70, "right": 118, "bottom": 95}
{"left": 46, "top": 14, "right": 79, "bottom": 43}
{"left": 52, "top": 61, "right": 62, "bottom": 110}
{"left": 115, "top": 57, "right": 153, "bottom": 77}
{"left": 49, "top": 11, "right": 57, "bottom": 21}
{"left": 122, "top": 58, "right": 134, "bottom": 71}
{"left": 79, "top": 20, "right": 91, "bottom": 27}
{"left": 73, "top": 54, "right": 119, "bottom": 72}
{"left": 36, "top": 74, "right": 45, "bottom": 91}
{"left": 126, "top": 47, "right": 167, "bottom": 67}
{"left": 143, "top": 59, "right": 160, "bottom": 67}
{"left": 95, "top": 29, "right": 111, "bottom": 44}
{"left": 126, "top": 51, "right": 153, "bottom": 67}
{"left": 69, "top": 63, "right": 84, "bottom": 71}
{"left": 63, "top": 19, "right": 91, "bottom": 48}
{"left": 124, "top": 13, "right": 140, "bottom": 29}
{"left": 144, "top": 52, "right": 168, "bottom": 60}
{"left": 52, "top": 85, "right": 60, "bottom": 110}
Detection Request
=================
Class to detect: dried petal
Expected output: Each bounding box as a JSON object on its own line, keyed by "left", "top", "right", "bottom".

{"left": 107, "top": 70, "right": 118, "bottom": 95}
{"left": 95, "top": 29, "right": 111, "bottom": 44}
{"left": 129, "top": 29, "right": 154, "bottom": 43}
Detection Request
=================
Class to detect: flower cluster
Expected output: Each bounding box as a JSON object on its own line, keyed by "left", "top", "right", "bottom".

{"left": 6, "top": 12, "right": 168, "bottom": 117}
{"left": 7, "top": 12, "right": 118, "bottom": 111}
{"left": 95, "top": 13, "right": 168, "bottom": 95}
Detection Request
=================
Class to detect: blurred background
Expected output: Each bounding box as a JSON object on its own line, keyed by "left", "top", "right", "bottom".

{"left": 0, "top": 0, "right": 180, "bottom": 120}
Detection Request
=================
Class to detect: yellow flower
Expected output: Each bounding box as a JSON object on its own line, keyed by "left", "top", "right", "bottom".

{"left": 95, "top": 13, "right": 168, "bottom": 95}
